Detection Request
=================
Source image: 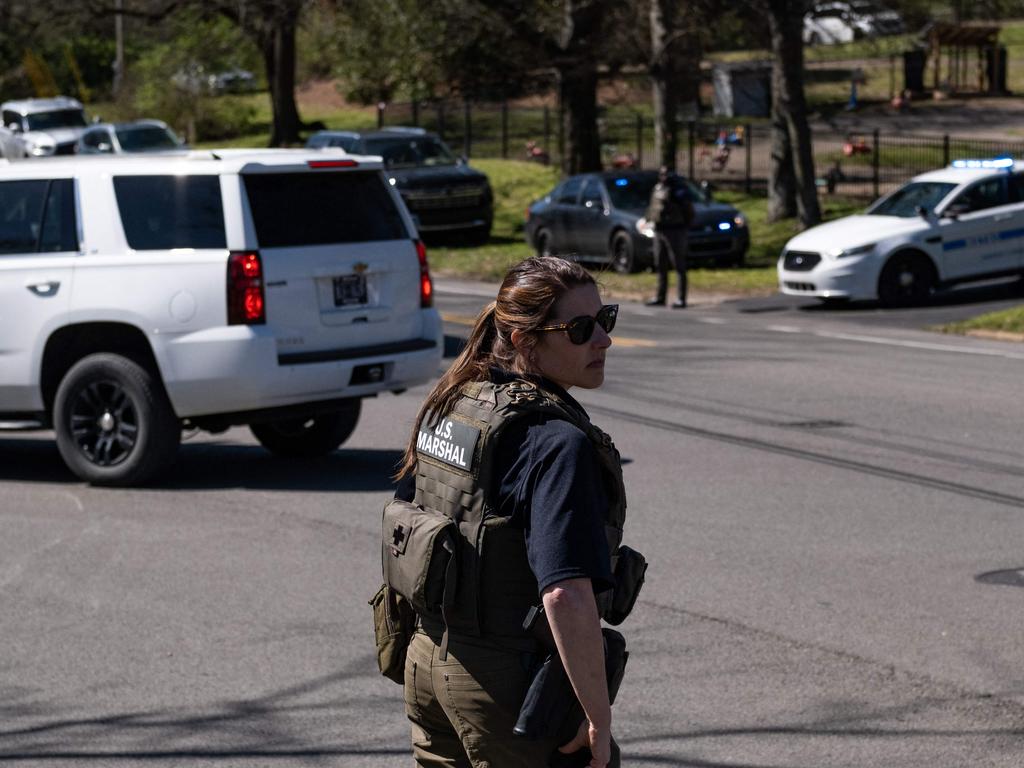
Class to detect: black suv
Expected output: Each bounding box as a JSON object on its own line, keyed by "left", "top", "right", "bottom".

{"left": 307, "top": 127, "right": 493, "bottom": 243}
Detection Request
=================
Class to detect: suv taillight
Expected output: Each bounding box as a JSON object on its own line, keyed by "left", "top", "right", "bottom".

{"left": 416, "top": 240, "right": 433, "bottom": 308}
{"left": 227, "top": 251, "right": 266, "bottom": 325}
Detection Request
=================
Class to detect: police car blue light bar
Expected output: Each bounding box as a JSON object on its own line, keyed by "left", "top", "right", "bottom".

{"left": 950, "top": 156, "right": 1014, "bottom": 170}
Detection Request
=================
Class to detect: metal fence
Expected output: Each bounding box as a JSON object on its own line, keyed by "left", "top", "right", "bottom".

{"left": 379, "top": 99, "right": 1024, "bottom": 199}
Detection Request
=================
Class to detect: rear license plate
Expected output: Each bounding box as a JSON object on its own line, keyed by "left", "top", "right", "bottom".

{"left": 333, "top": 274, "right": 367, "bottom": 306}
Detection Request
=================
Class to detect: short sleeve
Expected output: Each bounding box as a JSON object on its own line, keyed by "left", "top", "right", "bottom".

{"left": 499, "top": 418, "right": 614, "bottom": 595}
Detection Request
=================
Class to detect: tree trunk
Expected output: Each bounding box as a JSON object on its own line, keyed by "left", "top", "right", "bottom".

{"left": 262, "top": 19, "right": 302, "bottom": 147}
{"left": 558, "top": 62, "right": 602, "bottom": 174}
{"left": 767, "top": 0, "right": 820, "bottom": 227}
{"left": 650, "top": 0, "right": 678, "bottom": 169}
{"left": 767, "top": 94, "right": 796, "bottom": 222}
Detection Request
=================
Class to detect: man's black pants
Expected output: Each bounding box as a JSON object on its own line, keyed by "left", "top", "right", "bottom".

{"left": 654, "top": 227, "right": 688, "bottom": 304}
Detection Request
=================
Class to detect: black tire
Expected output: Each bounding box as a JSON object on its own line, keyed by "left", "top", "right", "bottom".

{"left": 53, "top": 353, "right": 180, "bottom": 486}
{"left": 250, "top": 399, "right": 361, "bottom": 458}
{"left": 610, "top": 231, "right": 636, "bottom": 274}
{"left": 535, "top": 228, "right": 553, "bottom": 257}
{"left": 472, "top": 222, "right": 492, "bottom": 246}
{"left": 877, "top": 252, "right": 936, "bottom": 307}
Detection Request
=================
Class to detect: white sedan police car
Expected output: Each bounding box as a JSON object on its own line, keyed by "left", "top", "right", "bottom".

{"left": 778, "top": 158, "right": 1024, "bottom": 306}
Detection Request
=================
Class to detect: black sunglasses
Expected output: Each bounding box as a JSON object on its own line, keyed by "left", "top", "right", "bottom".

{"left": 537, "top": 304, "right": 618, "bottom": 345}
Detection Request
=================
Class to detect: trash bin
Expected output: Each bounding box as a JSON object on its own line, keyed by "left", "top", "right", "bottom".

{"left": 986, "top": 45, "right": 1008, "bottom": 94}
{"left": 902, "top": 49, "right": 926, "bottom": 93}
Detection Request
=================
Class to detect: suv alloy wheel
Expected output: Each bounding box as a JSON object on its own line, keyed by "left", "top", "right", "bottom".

{"left": 53, "top": 353, "right": 181, "bottom": 486}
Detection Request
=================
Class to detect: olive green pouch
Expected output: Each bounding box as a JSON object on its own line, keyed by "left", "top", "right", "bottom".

{"left": 381, "top": 499, "right": 457, "bottom": 616}
{"left": 369, "top": 583, "right": 416, "bottom": 684}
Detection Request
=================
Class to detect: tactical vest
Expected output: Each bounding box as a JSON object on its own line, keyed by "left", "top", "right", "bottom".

{"left": 412, "top": 377, "right": 627, "bottom": 651}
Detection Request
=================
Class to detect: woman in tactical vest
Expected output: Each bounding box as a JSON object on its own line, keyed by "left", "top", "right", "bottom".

{"left": 391, "top": 256, "right": 627, "bottom": 768}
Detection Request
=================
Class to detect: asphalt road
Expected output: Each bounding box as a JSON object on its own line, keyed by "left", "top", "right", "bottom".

{"left": 2, "top": 279, "right": 1023, "bottom": 767}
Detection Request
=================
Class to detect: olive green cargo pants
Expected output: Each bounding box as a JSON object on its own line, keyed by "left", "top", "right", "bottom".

{"left": 404, "top": 629, "right": 561, "bottom": 767}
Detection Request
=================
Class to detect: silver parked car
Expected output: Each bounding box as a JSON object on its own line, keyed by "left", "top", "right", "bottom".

{"left": 77, "top": 120, "right": 185, "bottom": 155}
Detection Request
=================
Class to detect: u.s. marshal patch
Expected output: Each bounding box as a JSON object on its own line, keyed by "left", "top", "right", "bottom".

{"left": 416, "top": 418, "right": 480, "bottom": 471}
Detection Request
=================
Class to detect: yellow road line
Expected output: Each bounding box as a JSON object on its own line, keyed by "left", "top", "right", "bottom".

{"left": 441, "top": 312, "right": 656, "bottom": 347}
{"left": 442, "top": 313, "right": 482, "bottom": 326}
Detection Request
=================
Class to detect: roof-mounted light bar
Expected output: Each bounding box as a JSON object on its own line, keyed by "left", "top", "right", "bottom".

{"left": 950, "top": 156, "right": 1014, "bottom": 170}
{"left": 307, "top": 159, "right": 359, "bottom": 169}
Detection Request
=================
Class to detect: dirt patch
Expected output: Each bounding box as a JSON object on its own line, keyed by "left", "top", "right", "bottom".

{"left": 816, "top": 95, "right": 1024, "bottom": 139}
{"left": 296, "top": 79, "right": 370, "bottom": 114}
{"left": 962, "top": 328, "right": 1024, "bottom": 343}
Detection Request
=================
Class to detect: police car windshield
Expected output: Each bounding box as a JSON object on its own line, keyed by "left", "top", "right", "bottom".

{"left": 363, "top": 136, "right": 456, "bottom": 169}
{"left": 868, "top": 181, "right": 957, "bottom": 217}
{"left": 24, "top": 109, "right": 87, "bottom": 131}
{"left": 605, "top": 175, "right": 705, "bottom": 211}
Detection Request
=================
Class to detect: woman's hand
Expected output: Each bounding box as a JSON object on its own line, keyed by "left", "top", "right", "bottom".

{"left": 558, "top": 718, "right": 611, "bottom": 767}
{"left": 543, "top": 578, "right": 612, "bottom": 767}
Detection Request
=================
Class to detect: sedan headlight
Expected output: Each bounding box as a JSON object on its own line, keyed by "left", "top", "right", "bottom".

{"left": 635, "top": 217, "right": 655, "bottom": 238}
{"left": 831, "top": 242, "right": 876, "bottom": 259}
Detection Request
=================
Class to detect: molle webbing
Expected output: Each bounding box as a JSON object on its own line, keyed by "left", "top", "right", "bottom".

{"left": 413, "top": 378, "right": 627, "bottom": 648}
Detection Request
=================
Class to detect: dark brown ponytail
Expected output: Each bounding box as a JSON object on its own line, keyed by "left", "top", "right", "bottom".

{"left": 394, "top": 256, "right": 595, "bottom": 480}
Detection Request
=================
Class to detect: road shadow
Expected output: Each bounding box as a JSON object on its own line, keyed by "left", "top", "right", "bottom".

{"left": 444, "top": 333, "right": 467, "bottom": 358}
{"left": 0, "top": 663, "right": 411, "bottom": 763}
{"left": 0, "top": 436, "right": 403, "bottom": 493}
{"left": 798, "top": 277, "right": 1023, "bottom": 314}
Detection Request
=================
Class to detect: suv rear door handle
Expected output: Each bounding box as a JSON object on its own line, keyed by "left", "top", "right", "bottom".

{"left": 26, "top": 280, "right": 61, "bottom": 297}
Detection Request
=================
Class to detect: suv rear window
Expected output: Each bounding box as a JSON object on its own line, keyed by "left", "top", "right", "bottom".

{"left": 243, "top": 171, "right": 407, "bottom": 248}
{"left": 114, "top": 175, "right": 226, "bottom": 250}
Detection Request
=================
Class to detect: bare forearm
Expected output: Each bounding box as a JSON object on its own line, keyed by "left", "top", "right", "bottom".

{"left": 542, "top": 578, "right": 610, "bottom": 730}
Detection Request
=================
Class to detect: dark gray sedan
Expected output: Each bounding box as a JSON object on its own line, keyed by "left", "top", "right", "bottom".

{"left": 524, "top": 170, "right": 750, "bottom": 273}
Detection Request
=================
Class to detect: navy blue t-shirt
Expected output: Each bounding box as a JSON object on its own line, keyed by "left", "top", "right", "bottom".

{"left": 396, "top": 373, "right": 613, "bottom": 596}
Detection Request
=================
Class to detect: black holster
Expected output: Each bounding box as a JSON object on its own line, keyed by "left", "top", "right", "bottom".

{"left": 512, "top": 627, "right": 629, "bottom": 743}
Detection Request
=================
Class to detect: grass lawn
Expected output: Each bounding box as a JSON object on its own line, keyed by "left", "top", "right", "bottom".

{"left": 938, "top": 305, "right": 1024, "bottom": 338}
{"left": 426, "top": 159, "right": 867, "bottom": 299}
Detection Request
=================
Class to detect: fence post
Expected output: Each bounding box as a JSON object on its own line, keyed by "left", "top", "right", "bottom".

{"left": 463, "top": 101, "right": 472, "bottom": 158}
{"left": 872, "top": 128, "right": 880, "bottom": 199}
{"left": 943, "top": 134, "right": 950, "bottom": 166}
{"left": 543, "top": 106, "right": 551, "bottom": 164}
{"left": 411, "top": 99, "right": 419, "bottom": 127}
{"left": 635, "top": 113, "right": 643, "bottom": 168}
{"left": 745, "top": 123, "right": 753, "bottom": 194}
{"left": 501, "top": 101, "right": 509, "bottom": 159}
{"left": 558, "top": 105, "right": 566, "bottom": 174}
{"left": 377, "top": 102, "right": 385, "bottom": 128}
{"left": 687, "top": 121, "right": 695, "bottom": 179}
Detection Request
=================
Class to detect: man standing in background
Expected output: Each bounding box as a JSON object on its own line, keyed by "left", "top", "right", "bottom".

{"left": 644, "top": 166, "right": 694, "bottom": 309}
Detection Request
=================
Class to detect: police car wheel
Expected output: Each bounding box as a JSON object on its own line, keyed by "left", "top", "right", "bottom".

{"left": 250, "top": 399, "right": 361, "bottom": 458}
{"left": 611, "top": 231, "right": 636, "bottom": 274}
{"left": 878, "top": 253, "right": 935, "bottom": 307}
{"left": 53, "top": 353, "right": 181, "bottom": 486}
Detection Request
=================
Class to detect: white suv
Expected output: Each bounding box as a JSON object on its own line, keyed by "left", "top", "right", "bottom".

{"left": 0, "top": 149, "right": 442, "bottom": 485}
{"left": 1, "top": 96, "right": 89, "bottom": 158}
